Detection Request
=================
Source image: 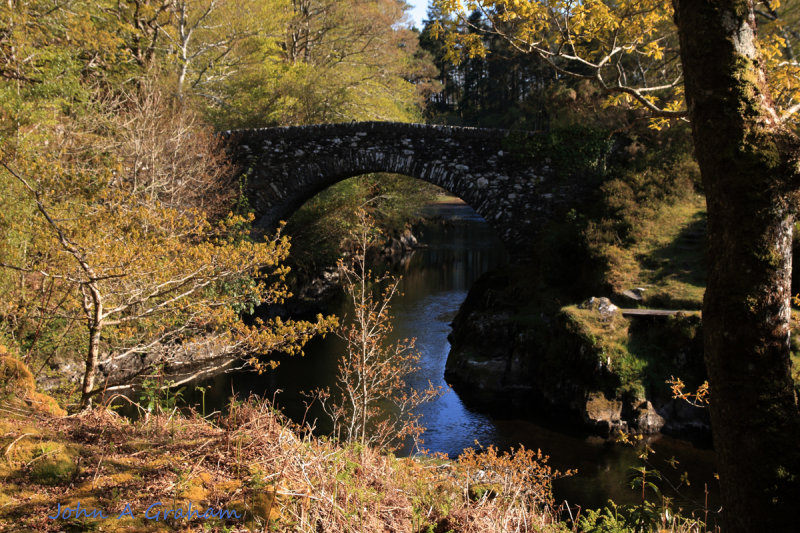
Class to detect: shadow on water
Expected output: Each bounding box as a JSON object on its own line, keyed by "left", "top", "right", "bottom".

{"left": 181, "top": 200, "right": 718, "bottom": 515}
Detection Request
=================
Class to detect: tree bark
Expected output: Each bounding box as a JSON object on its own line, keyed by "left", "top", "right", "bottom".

{"left": 80, "top": 323, "right": 102, "bottom": 409}
{"left": 80, "top": 285, "right": 104, "bottom": 409}
{"left": 674, "top": 1, "right": 800, "bottom": 530}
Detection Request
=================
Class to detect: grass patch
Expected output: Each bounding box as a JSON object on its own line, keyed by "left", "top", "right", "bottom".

{"left": 560, "top": 305, "right": 706, "bottom": 401}
{"left": 0, "top": 358, "right": 712, "bottom": 532}
{"left": 561, "top": 305, "right": 647, "bottom": 398}
{"left": 601, "top": 193, "right": 707, "bottom": 310}
{"left": 28, "top": 442, "right": 79, "bottom": 485}
{"left": 0, "top": 346, "right": 67, "bottom": 416}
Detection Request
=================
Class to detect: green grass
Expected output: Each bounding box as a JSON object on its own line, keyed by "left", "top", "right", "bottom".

{"left": 560, "top": 304, "right": 706, "bottom": 400}
{"left": 604, "top": 193, "right": 707, "bottom": 310}
{"left": 561, "top": 305, "right": 649, "bottom": 398}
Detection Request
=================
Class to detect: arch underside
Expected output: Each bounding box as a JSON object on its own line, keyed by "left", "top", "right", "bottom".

{"left": 249, "top": 154, "right": 508, "bottom": 244}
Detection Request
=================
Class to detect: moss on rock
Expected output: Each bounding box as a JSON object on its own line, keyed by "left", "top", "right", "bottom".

{"left": 0, "top": 348, "right": 66, "bottom": 416}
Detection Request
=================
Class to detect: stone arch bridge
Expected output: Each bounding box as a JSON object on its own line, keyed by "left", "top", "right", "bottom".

{"left": 224, "top": 122, "right": 573, "bottom": 258}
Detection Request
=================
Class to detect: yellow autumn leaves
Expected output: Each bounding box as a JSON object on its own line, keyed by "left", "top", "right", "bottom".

{"left": 433, "top": 0, "right": 800, "bottom": 128}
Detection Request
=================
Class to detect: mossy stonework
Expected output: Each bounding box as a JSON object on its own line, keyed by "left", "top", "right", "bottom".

{"left": 675, "top": 0, "right": 800, "bottom": 530}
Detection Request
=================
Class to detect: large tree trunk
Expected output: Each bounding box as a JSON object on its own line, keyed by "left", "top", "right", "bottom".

{"left": 674, "top": 1, "right": 800, "bottom": 530}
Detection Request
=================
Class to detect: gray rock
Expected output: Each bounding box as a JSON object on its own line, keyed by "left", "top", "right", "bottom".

{"left": 621, "top": 289, "right": 644, "bottom": 302}
{"left": 399, "top": 229, "right": 418, "bottom": 248}
{"left": 580, "top": 297, "right": 619, "bottom": 318}
{"left": 634, "top": 401, "right": 666, "bottom": 433}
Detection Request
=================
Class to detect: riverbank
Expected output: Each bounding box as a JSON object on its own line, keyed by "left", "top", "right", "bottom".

{"left": 442, "top": 181, "right": 718, "bottom": 442}
{"left": 0, "top": 355, "right": 713, "bottom": 532}
{"left": 183, "top": 202, "right": 720, "bottom": 514}
{"left": 1, "top": 382, "right": 568, "bottom": 532}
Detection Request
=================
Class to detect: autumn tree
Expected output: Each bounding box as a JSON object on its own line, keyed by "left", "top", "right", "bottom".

{"left": 0, "top": 2, "right": 336, "bottom": 408}
{"left": 0, "top": 0, "right": 130, "bottom": 376}
{"left": 2, "top": 82, "right": 335, "bottom": 408}
{"left": 209, "top": 0, "right": 435, "bottom": 127}
{"left": 165, "top": 0, "right": 271, "bottom": 98}
{"left": 308, "top": 210, "right": 441, "bottom": 452}
{"left": 1, "top": 1, "right": 434, "bottom": 411}
{"left": 106, "top": 0, "right": 286, "bottom": 104}
{"left": 434, "top": 0, "right": 800, "bottom": 529}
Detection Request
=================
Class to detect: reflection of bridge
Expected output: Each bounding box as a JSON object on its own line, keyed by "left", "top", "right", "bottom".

{"left": 225, "top": 122, "right": 571, "bottom": 258}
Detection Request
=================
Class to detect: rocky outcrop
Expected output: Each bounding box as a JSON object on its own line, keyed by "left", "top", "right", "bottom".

{"left": 579, "top": 297, "right": 619, "bottom": 320}
{"left": 634, "top": 400, "right": 666, "bottom": 433}
{"left": 583, "top": 392, "right": 626, "bottom": 434}
{"left": 381, "top": 228, "right": 419, "bottom": 260}
{"left": 582, "top": 394, "right": 669, "bottom": 435}
{"left": 445, "top": 268, "right": 710, "bottom": 440}
{"left": 38, "top": 338, "right": 241, "bottom": 397}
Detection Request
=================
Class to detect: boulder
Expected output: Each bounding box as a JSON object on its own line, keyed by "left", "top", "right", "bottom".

{"left": 621, "top": 288, "right": 645, "bottom": 302}
{"left": 580, "top": 297, "right": 619, "bottom": 319}
{"left": 399, "top": 229, "right": 418, "bottom": 248}
{"left": 634, "top": 400, "right": 666, "bottom": 434}
{"left": 381, "top": 228, "right": 419, "bottom": 258}
{"left": 583, "top": 391, "right": 627, "bottom": 436}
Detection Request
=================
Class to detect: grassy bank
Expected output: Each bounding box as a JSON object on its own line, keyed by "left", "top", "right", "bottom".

{"left": 0, "top": 353, "right": 564, "bottom": 532}
{"left": 0, "top": 353, "right": 717, "bottom": 533}
{"left": 1, "top": 400, "right": 565, "bottom": 532}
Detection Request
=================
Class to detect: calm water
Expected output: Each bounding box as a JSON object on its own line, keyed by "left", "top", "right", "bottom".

{"left": 185, "top": 202, "right": 719, "bottom": 519}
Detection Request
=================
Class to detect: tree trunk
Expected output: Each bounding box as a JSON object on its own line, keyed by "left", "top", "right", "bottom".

{"left": 674, "top": 1, "right": 800, "bottom": 530}
{"left": 80, "top": 323, "right": 102, "bottom": 409}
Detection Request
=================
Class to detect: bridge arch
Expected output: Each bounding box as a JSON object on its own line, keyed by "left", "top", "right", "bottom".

{"left": 225, "top": 122, "right": 561, "bottom": 258}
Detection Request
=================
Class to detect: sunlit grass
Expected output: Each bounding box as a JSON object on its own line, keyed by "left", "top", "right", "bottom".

{"left": 607, "top": 193, "right": 707, "bottom": 310}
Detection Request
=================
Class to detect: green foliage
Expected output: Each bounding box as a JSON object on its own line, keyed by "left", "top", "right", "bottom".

{"left": 504, "top": 125, "right": 616, "bottom": 176}
{"left": 579, "top": 500, "right": 652, "bottom": 533}
{"left": 206, "top": 0, "right": 431, "bottom": 129}
{"left": 138, "top": 368, "right": 185, "bottom": 414}
{"left": 578, "top": 475, "right": 708, "bottom": 533}
{"left": 556, "top": 304, "right": 706, "bottom": 402}
{"left": 420, "top": 6, "right": 553, "bottom": 129}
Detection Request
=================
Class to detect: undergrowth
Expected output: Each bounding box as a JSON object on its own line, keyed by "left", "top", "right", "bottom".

{"left": 0, "top": 356, "right": 715, "bottom": 533}
{"left": 0, "top": 396, "right": 570, "bottom": 532}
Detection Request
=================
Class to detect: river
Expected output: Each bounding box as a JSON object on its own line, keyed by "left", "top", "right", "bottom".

{"left": 185, "top": 200, "right": 719, "bottom": 520}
